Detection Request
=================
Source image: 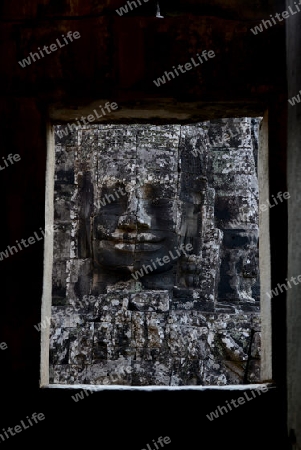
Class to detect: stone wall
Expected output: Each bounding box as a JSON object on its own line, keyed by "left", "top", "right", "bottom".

{"left": 50, "top": 116, "right": 261, "bottom": 385}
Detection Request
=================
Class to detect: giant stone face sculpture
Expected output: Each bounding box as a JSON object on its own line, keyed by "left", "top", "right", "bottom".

{"left": 93, "top": 168, "right": 180, "bottom": 286}
{"left": 50, "top": 119, "right": 261, "bottom": 386}
{"left": 92, "top": 153, "right": 206, "bottom": 292}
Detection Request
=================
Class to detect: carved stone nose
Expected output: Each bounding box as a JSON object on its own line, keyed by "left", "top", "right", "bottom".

{"left": 117, "top": 190, "right": 151, "bottom": 231}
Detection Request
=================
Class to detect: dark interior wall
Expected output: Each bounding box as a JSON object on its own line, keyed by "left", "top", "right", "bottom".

{"left": 1, "top": 0, "right": 286, "bottom": 106}
{"left": 286, "top": 0, "right": 301, "bottom": 446}
{"left": 0, "top": 0, "right": 291, "bottom": 448}
{"left": 0, "top": 0, "right": 286, "bottom": 19}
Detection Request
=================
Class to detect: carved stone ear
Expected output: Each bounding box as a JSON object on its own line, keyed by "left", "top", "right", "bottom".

{"left": 77, "top": 171, "right": 94, "bottom": 259}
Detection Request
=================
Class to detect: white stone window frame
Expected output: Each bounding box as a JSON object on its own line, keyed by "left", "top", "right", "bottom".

{"left": 40, "top": 105, "right": 271, "bottom": 391}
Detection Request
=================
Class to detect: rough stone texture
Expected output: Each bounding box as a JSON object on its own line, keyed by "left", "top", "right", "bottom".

{"left": 50, "top": 117, "right": 261, "bottom": 385}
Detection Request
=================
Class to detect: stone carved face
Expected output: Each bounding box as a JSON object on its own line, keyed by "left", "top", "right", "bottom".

{"left": 93, "top": 176, "right": 179, "bottom": 274}
{"left": 90, "top": 126, "right": 207, "bottom": 289}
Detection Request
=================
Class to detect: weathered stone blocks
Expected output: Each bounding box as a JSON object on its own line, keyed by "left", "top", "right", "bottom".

{"left": 50, "top": 118, "right": 261, "bottom": 385}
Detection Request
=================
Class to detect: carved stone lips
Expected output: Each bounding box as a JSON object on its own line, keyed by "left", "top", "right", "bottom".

{"left": 114, "top": 242, "right": 162, "bottom": 252}
{"left": 109, "top": 231, "right": 163, "bottom": 243}
{"left": 107, "top": 231, "right": 164, "bottom": 252}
